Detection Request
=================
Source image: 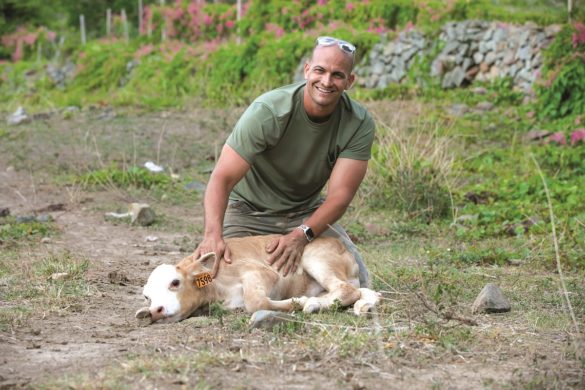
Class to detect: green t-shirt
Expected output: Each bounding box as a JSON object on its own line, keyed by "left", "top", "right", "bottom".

{"left": 226, "top": 81, "right": 375, "bottom": 213}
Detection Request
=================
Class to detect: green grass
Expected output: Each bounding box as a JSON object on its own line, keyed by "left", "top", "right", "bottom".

{"left": 0, "top": 250, "right": 91, "bottom": 331}
{"left": 0, "top": 216, "right": 56, "bottom": 247}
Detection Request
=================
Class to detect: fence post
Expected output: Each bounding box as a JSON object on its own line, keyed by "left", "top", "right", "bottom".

{"left": 160, "top": 0, "right": 166, "bottom": 41}
{"left": 80, "top": 15, "right": 86, "bottom": 45}
{"left": 107, "top": 8, "right": 112, "bottom": 36}
{"left": 138, "top": 0, "right": 143, "bottom": 35}
{"left": 121, "top": 9, "right": 129, "bottom": 41}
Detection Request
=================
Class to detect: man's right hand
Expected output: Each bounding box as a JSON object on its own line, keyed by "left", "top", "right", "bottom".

{"left": 193, "top": 236, "right": 232, "bottom": 278}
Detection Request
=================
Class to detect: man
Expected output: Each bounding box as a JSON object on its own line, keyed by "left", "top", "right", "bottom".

{"left": 194, "top": 36, "right": 375, "bottom": 287}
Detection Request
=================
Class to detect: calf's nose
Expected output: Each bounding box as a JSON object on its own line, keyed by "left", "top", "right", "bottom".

{"left": 150, "top": 306, "right": 166, "bottom": 322}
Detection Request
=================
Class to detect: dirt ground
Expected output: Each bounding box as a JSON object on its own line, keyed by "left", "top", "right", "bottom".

{"left": 0, "top": 108, "right": 583, "bottom": 389}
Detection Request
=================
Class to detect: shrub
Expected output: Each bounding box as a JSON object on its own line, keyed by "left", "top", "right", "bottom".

{"left": 365, "top": 116, "right": 455, "bottom": 220}
{"left": 535, "top": 22, "right": 585, "bottom": 119}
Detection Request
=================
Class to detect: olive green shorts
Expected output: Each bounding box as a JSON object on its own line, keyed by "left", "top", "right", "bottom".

{"left": 223, "top": 200, "right": 370, "bottom": 288}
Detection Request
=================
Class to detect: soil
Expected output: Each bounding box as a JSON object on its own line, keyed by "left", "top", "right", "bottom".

{"left": 0, "top": 108, "right": 582, "bottom": 389}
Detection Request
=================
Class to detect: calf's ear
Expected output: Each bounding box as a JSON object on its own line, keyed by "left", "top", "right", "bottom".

{"left": 196, "top": 252, "right": 216, "bottom": 271}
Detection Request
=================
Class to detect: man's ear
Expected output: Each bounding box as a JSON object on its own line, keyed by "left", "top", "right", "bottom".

{"left": 346, "top": 73, "right": 356, "bottom": 90}
{"left": 304, "top": 61, "right": 310, "bottom": 80}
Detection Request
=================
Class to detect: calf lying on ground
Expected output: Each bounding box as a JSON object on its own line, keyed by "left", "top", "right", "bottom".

{"left": 136, "top": 235, "right": 380, "bottom": 324}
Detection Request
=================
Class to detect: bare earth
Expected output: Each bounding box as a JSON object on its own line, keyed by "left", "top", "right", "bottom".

{"left": 0, "top": 107, "right": 582, "bottom": 389}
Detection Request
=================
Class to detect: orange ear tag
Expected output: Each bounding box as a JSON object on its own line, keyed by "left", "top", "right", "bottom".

{"left": 194, "top": 272, "right": 213, "bottom": 288}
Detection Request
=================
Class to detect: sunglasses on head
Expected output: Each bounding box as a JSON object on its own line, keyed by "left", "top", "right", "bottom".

{"left": 315, "top": 36, "right": 356, "bottom": 54}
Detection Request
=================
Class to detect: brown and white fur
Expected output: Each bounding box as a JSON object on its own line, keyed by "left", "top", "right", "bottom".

{"left": 136, "top": 235, "right": 380, "bottom": 324}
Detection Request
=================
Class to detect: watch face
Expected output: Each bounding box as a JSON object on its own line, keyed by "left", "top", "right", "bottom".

{"left": 300, "top": 225, "right": 314, "bottom": 241}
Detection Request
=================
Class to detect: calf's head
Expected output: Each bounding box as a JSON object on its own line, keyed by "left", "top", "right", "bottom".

{"left": 136, "top": 252, "right": 216, "bottom": 324}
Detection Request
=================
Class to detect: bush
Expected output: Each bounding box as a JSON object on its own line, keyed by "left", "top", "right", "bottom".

{"left": 365, "top": 117, "right": 455, "bottom": 220}
{"left": 535, "top": 22, "right": 585, "bottom": 119}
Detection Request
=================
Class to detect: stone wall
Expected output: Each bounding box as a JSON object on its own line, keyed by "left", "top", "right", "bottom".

{"left": 355, "top": 21, "right": 561, "bottom": 92}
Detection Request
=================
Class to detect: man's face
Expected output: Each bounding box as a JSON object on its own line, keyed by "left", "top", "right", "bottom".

{"left": 304, "top": 45, "right": 355, "bottom": 113}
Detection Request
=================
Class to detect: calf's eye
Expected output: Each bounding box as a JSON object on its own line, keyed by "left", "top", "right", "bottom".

{"left": 170, "top": 279, "right": 180, "bottom": 288}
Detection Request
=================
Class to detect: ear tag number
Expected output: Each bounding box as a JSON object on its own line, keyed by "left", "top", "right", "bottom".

{"left": 194, "top": 272, "right": 213, "bottom": 288}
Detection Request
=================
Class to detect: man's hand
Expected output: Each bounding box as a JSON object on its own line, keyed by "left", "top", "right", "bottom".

{"left": 193, "top": 236, "right": 232, "bottom": 278}
{"left": 266, "top": 229, "right": 308, "bottom": 276}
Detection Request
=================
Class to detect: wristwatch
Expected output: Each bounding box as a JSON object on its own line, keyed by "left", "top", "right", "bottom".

{"left": 297, "top": 224, "right": 315, "bottom": 242}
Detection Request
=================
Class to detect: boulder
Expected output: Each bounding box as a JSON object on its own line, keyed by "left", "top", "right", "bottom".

{"left": 472, "top": 283, "right": 511, "bottom": 314}
{"left": 129, "top": 203, "right": 156, "bottom": 226}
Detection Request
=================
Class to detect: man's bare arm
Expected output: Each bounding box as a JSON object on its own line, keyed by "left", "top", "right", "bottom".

{"left": 194, "top": 144, "right": 250, "bottom": 276}
{"left": 267, "top": 158, "right": 368, "bottom": 275}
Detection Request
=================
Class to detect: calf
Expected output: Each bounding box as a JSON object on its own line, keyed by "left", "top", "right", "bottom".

{"left": 136, "top": 235, "right": 379, "bottom": 324}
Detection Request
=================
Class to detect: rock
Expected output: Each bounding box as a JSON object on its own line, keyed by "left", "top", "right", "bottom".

{"left": 471, "top": 87, "right": 487, "bottom": 95}
{"left": 7, "top": 107, "right": 30, "bottom": 125}
{"left": 472, "top": 283, "right": 511, "bottom": 314}
{"left": 108, "top": 271, "right": 130, "bottom": 285}
{"left": 442, "top": 66, "right": 466, "bottom": 88}
{"left": 249, "top": 310, "right": 297, "bottom": 330}
{"left": 524, "top": 130, "right": 551, "bottom": 142}
{"left": 184, "top": 180, "right": 207, "bottom": 192}
{"left": 447, "top": 103, "right": 469, "bottom": 117}
{"left": 129, "top": 203, "right": 156, "bottom": 226}
{"left": 51, "top": 272, "right": 69, "bottom": 281}
{"left": 476, "top": 101, "right": 494, "bottom": 112}
{"left": 15, "top": 216, "right": 36, "bottom": 223}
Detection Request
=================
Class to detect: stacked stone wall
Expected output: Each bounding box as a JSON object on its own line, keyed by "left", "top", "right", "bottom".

{"left": 355, "top": 21, "right": 561, "bottom": 92}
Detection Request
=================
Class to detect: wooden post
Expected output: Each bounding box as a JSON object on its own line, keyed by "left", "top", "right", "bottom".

{"left": 568, "top": 0, "right": 573, "bottom": 22}
{"left": 121, "top": 9, "right": 129, "bottom": 41}
{"left": 107, "top": 8, "right": 112, "bottom": 36}
{"left": 160, "top": 0, "right": 166, "bottom": 41}
{"left": 80, "top": 15, "right": 86, "bottom": 45}
{"left": 138, "top": 0, "right": 143, "bottom": 35}
{"left": 37, "top": 42, "right": 42, "bottom": 63}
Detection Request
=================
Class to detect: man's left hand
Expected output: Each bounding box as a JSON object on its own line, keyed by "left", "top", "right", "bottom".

{"left": 266, "top": 230, "right": 308, "bottom": 276}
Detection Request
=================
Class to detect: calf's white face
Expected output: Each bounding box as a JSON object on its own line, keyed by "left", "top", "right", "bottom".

{"left": 142, "top": 264, "right": 184, "bottom": 323}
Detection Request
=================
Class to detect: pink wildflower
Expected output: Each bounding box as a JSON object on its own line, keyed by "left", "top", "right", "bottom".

{"left": 225, "top": 20, "right": 235, "bottom": 29}
{"left": 266, "top": 23, "right": 285, "bottom": 38}
{"left": 572, "top": 22, "right": 585, "bottom": 48}
{"left": 570, "top": 129, "right": 585, "bottom": 145}
{"left": 22, "top": 33, "right": 37, "bottom": 46}
{"left": 346, "top": 3, "right": 354, "bottom": 11}
{"left": 548, "top": 132, "right": 566, "bottom": 145}
{"left": 134, "top": 44, "right": 154, "bottom": 59}
{"left": 203, "top": 14, "right": 213, "bottom": 26}
{"left": 47, "top": 31, "right": 56, "bottom": 42}
{"left": 404, "top": 21, "right": 415, "bottom": 32}
{"left": 317, "top": 0, "right": 327, "bottom": 5}
{"left": 216, "top": 24, "right": 224, "bottom": 34}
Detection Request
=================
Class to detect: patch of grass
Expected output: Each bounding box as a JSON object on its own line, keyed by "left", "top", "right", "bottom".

{"left": 0, "top": 250, "right": 91, "bottom": 331}
{"left": 365, "top": 114, "right": 456, "bottom": 221}
{"left": 0, "top": 216, "right": 56, "bottom": 247}
{"left": 77, "top": 165, "right": 173, "bottom": 189}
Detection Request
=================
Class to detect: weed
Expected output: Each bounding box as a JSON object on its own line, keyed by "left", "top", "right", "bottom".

{"left": 366, "top": 115, "right": 456, "bottom": 220}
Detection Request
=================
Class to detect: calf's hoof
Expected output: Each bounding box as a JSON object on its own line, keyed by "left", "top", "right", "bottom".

{"left": 303, "top": 297, "right": 322, "bottom": 314}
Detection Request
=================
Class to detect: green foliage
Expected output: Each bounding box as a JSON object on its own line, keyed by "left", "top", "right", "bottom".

{"left": 71, "top": 41, "right": 133, "bottom": 93}
{"left": 0, "top": 216, "right": 55, "bottom": 246}
{"left": 77, "top": 166, "right": 173, "bottom": 189}
{"left": 536, "top": 23, "right": 585, "bottom": 119}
